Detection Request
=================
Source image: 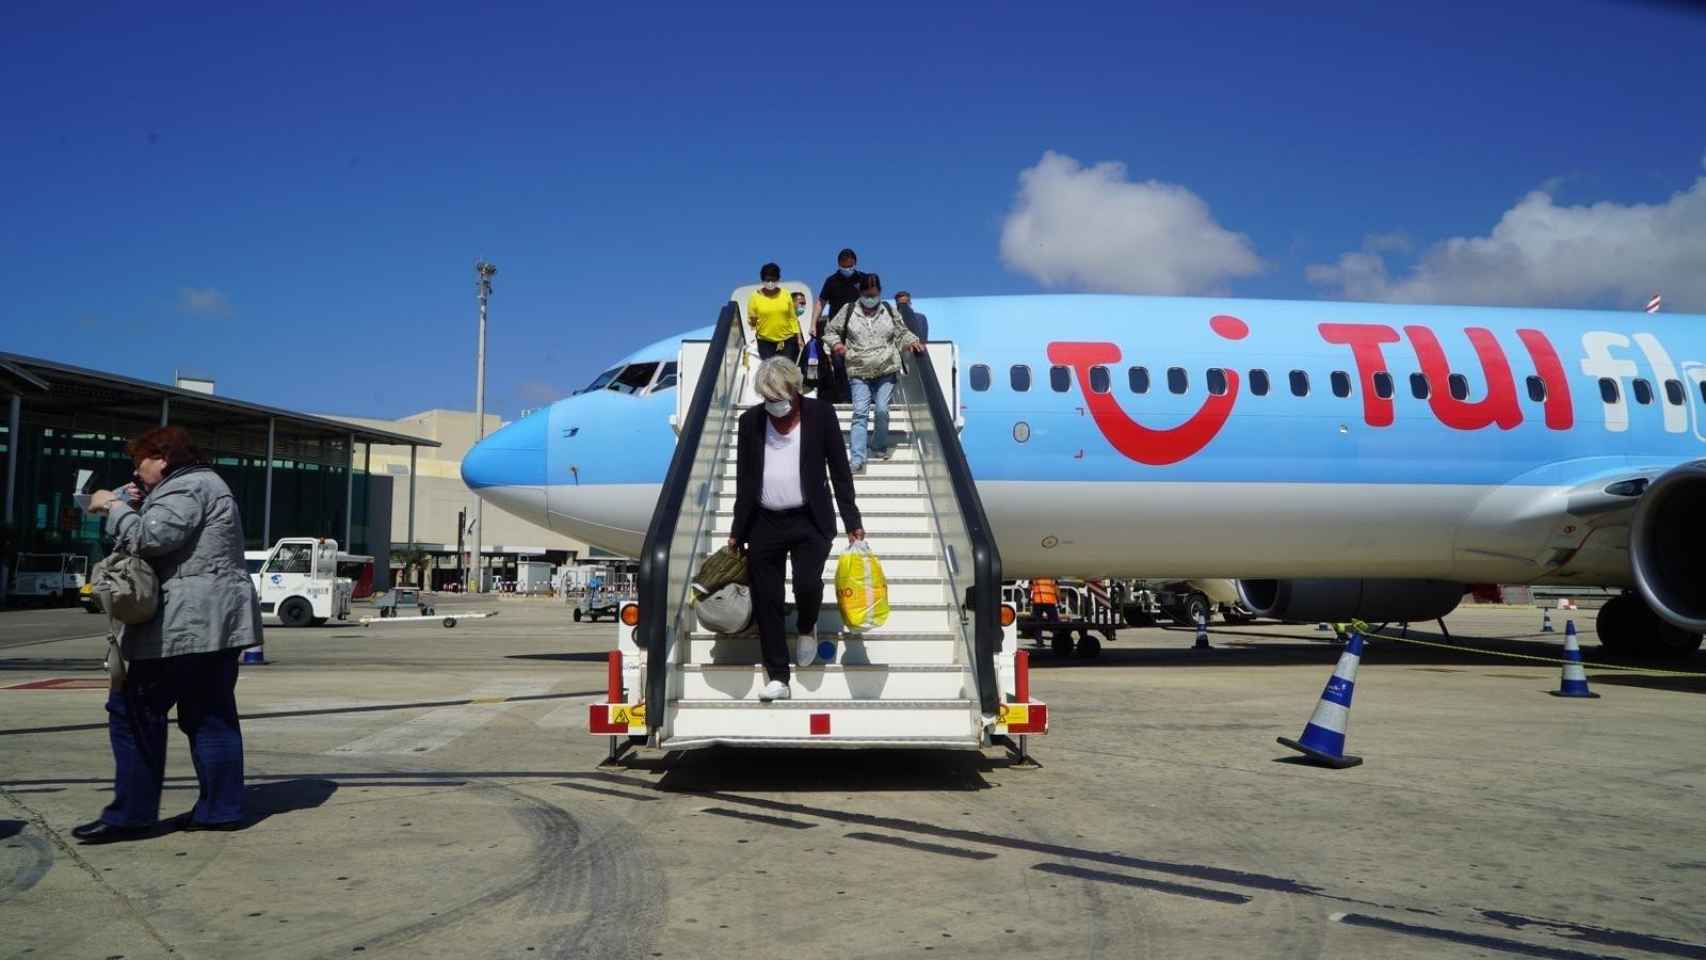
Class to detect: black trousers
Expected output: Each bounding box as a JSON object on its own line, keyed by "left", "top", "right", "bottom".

{"left": 746, "top": 507, "right": 832, "bottom": 682}
{"left": 757, "top": 338, "right": 801, "bottom": 364}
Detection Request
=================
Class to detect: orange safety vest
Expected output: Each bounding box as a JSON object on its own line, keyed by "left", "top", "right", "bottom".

{"left": 1030, "top": 578, "right": 1058, "bottom": 605}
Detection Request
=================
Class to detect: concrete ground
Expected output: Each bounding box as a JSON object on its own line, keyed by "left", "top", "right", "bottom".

{"left": 2, "top": 596, "right": 1704, "bottom": 960}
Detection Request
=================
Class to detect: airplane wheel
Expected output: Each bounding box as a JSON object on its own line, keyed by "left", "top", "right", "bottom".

{"left": 573, "top": 608, "right": 582, "bottom": 622}
{"left": 1076, "top": 634, "right": 1102, "bottom": 658}
{"left": 1051, "top": 634, "right": 1075, "bottom": 658}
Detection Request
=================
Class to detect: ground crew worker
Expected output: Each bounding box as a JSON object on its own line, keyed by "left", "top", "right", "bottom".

{"left": 1030, "top": 577, "right": 1060, "bottom": 623}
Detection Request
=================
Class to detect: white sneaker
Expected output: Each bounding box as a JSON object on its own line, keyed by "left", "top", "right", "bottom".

{"left": 796, "top": 633, "right": 818, "bottom": 666}
{"left": 759, "top": 679, "right": 790, "bottom": 701}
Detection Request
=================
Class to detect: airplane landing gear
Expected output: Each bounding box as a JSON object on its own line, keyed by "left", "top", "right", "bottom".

{"left": 1596, "top": 593, "right": 1703, "bottom": 659}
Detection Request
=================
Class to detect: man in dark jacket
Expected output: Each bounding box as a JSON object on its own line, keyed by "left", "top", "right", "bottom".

{"left": 728, "top": 357, "right": 864, "bottom": 701}
{"left": 895, "top": 291, "right": 928, "bottom": 342}
{"left": 816, "top": 248, "right": 866, "bottom": 403}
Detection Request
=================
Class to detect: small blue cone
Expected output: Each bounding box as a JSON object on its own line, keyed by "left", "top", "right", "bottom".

{"left": 1278, "top": 630, "right": 1365, "bottom": 768}
{"left": 1541, "top": 608, "right": 1555, "bottom": 633}
{"left": 1549, "top": 621, "right": 1599, "bottom": 699}
{"left": 1192, "top": 610, "right": 1212, "bottom": 652}
{"left": 240, "top": 643, "right": 267, "bottom": 666}
{"left": 1316, "top": 622, "right": 1332, "bottom": 631}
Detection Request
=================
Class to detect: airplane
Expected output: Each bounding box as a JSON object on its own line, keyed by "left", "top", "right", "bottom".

{"left": 462, "top": 293, "right": 1706, "bottom": 659}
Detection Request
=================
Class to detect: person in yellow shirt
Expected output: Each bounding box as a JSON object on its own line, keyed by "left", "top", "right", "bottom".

{"left": 747, "top": 262, "right": 805, "bottom": 363}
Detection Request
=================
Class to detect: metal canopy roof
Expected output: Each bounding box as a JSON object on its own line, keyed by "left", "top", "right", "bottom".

{"left": 0, "top": 352, "right": 440, "bottom": 449}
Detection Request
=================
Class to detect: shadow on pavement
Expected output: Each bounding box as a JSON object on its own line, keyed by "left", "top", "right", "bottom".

{"left": 0, "top": 819, "right": 24, "bottom": 841}
{"left": 653, "top": 747, "right": 995, "bottom": 793}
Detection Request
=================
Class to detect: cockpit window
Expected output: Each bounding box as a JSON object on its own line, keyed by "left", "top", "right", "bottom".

{"left": 651, "top": 362, "right": 678, "bottom": 392}
{"left": 608, "top": 362, "right": 659, "bottom": 395}
{"left": 581, "top": 366, "right": 624, "bottom": 394}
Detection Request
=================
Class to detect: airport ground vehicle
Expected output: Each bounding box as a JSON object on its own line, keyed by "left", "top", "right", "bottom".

{"left": 1121, "top": 579, "right": 1257, "bottom": 627}
{"left": 1008, "top": 578, "right": 1119, "bottom": 658}
{"left": 249, "top": 538, "right": 353, "bottom": 627}
{"left": 337, "top": 552, "right": 375, "bottom": 599}
{"left": 8, "top": 553, "right": 88, "bottom": 606}
{"left": 515, "top": 560, "right": 553, "bottom": 595}
{"left": 373, "top": 587, "right": 435, "bottom": 618}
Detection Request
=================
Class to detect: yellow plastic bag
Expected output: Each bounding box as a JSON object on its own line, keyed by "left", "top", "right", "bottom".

{"left": 835, "top": 541, "right": 889, "bottom": 630}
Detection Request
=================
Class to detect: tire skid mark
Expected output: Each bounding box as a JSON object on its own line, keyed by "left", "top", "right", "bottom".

{"left": 0, "top": 828, "right": 55, "bottom": 902}
{"left": 342, "top": 776, "right": 663, "bottom": 959}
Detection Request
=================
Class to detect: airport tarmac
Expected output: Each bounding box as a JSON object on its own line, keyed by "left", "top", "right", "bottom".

{"left": 2, "top": 598, "right": 1704, "bottom": 960}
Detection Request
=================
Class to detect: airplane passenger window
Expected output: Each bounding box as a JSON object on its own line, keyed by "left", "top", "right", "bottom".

{"left": 609, "top": 362, "right": 659, "bottom": 394}
{"left": 1410, "top": 373, "right": 1430, "bottom": 399}
{"left": 970, "top": 364, "right": 991, "bottom": 391}
{"left": 1448, "top": 374, "right": 1469, "bottom": 401}
{"left": 1249, "top": 369, "right": 1270, "bottom": 396}
{"left": 1330, "top": 371, "right": 1352, "bottom": 398}
{"left": 1526, "top": 376, "right": 1546, "bottom": 403}
{"left": 1599, "top": 378, "right": 1620, "bottom": 404}
{"left": 651, "top": 361, "right": 678, "bottom": 392}
{"left": 1089, "top": 365, "right": 1110, "bottom": 394}
{"left": 1289, "top": 370, "right": 1309, "bottom": 396}
{"left": 1699, "top": 380, "right": 1706, "bottom": 405}
{"left": 1128, "top": 366, "right": 1149, "bottom": 394}
{"left": 1050, "top": 365, "right": 1071, "bottom": 392}
{"left": 1206, "top": 368, "right": 1228, "bottom": 396}
{"left": 1664, "top": 379, "right": 1686, "bottom": 405}
{"left": 1632, "top": 378, "right": 1653, "bottom": 405}
{"left": 1010, "top": 365, "right": 1031, "bottom": 391}
{"left": 1167, "top": 367, "right": 1188, "bottom": 395}
{"left": 1372, "top": 372, "right": 1393, "bottom": 399}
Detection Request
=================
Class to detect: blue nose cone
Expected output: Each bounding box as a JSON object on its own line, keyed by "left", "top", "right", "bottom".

{"left": 461, "top": 408, "right": 550, "bottom": 489}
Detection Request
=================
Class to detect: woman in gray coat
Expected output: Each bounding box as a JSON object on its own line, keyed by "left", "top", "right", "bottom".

{"left": 76, "top": 426, "right": 263, "bottom": 843}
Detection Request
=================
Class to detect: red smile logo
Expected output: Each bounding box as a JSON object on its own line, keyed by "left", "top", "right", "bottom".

{"left": 1047, "top": 315, "right": 1245, "bottom": 466}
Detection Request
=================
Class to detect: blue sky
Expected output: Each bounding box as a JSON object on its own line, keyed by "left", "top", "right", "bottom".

{"left": 2, "top": 0, "right": 1702, "bottom": 420}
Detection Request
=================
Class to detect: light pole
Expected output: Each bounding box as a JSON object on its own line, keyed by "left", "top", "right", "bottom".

{"left": 472, "top": 260, "right": 496, "bottom": 593}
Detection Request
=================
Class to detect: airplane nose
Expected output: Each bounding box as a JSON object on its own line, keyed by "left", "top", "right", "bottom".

{"left": 461, "top": 409, "right": 550, "bottom": 526}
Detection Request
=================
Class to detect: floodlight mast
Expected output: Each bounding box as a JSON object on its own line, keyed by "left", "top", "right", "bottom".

{"left": 472, "top": 260, "right": 496, "bottom": 593}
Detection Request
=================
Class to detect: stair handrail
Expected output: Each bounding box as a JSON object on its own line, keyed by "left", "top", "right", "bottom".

{"left": 638, "top": 301, "right": 745, "bottom": 739}
{"left": 894, "top": 347, "right": 1004, "bottom": 719}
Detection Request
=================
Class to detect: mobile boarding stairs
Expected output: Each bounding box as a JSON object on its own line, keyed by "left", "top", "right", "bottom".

{"left": 589, "top": 283, "right": 1046, "bottom": 756}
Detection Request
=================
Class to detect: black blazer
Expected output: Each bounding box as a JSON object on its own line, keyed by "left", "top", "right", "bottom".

{"left": 731, "top": 397, "right": 863, "bottom": 544}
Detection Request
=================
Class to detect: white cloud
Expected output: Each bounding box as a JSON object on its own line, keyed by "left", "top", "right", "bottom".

{"left": 1000, "top": 150, "right": 1263, "bottom": 295}
{"left": 1307, "top": 160, "right": 1706, "bottom": 312}
{"left": 178, "top": 287, "right": 233, "bottom": 318}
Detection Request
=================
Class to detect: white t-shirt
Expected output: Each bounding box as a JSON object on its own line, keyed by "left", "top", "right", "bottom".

{"left": 760, "top": 418, "right": 805, "bottom": 510}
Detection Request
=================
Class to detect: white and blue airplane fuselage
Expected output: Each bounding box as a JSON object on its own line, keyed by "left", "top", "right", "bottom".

{"left": 463, "top": 295, "right": 1706, "bottom": 649}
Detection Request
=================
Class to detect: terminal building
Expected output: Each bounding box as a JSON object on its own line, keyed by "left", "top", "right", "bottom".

{"left": 0, "top": 353, "right": 603, "bottom": 601}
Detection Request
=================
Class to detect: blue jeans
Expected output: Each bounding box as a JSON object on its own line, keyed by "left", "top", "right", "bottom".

{"left": 102, "top": 648, "right": 245, "bottom": 827}
{"left": 849, "top": 373, "right": 897, "bottom": 467}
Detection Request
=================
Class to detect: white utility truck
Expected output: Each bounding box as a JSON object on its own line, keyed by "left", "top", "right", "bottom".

{"left": 249, "top": 538, "right": 353, "bottom": 627}
{"left": 8, "top": 553, "right": 89, "bottom": 606}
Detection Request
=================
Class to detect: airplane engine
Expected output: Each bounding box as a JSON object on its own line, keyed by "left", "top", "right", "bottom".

{"left": 1235, "top": 578, "right": 1465, "bottom": 624}
{"left": 1630, "top": 460, "right": 1706, "bottom": 634}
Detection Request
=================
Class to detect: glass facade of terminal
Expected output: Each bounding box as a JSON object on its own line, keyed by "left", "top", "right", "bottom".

{"left": 1, "top": 418, "right": 371, "bottom": 563}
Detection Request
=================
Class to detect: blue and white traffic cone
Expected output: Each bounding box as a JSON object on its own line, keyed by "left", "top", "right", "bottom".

{"left": 1549, "top": 620, "right": 1599, "bottom": 699}
{"left": 1316, "top": 622, "right": 1332, "bottom": 631}
{"left": 1541, "top": 607, "right": 1555, "bottom": 633}
{"left": 1278, "top": 630, "right": 1365, "bottom": 768}
{"left": 1192, "top": 609, "right": 1212, "bottom": 652}
{"left": 241, "top": 641, "right": 267, "bottom": 665}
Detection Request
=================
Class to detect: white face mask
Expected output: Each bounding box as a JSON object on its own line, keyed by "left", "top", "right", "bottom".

{"left": 762, "top": 281, "right": 779, "bottom": 293}
{"left": 860, "top": 295, "right": 880, "bottom": 309}
{"left": 764, "top": 398, "right": 793, "bottom": 417}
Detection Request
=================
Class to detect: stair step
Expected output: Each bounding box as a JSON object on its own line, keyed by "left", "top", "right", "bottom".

{"left": 701, "top": 550, "right": 942, "bottom": 579}
{"left": 693, "top": 604, "right": 956, "bottom": 634}
{"left": 680, "top": 663, "right": 971, "bottom": 701}
{"left": 666, "top": 699, "right": 980, "bottom": 743}
{"left": 710, "top": 531, "right": 937, "bottom": 557}
{"left": 688, "top": 634, "right": 964, "bottom": 665}
{"left": 713, "top": 513, "right": 934, "bottom": 535}
{"left": 721, "top": 446, "right": 921, "bottom": 464}
{"left": 715, "top": 493, "right": 929, "bottom": 514}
